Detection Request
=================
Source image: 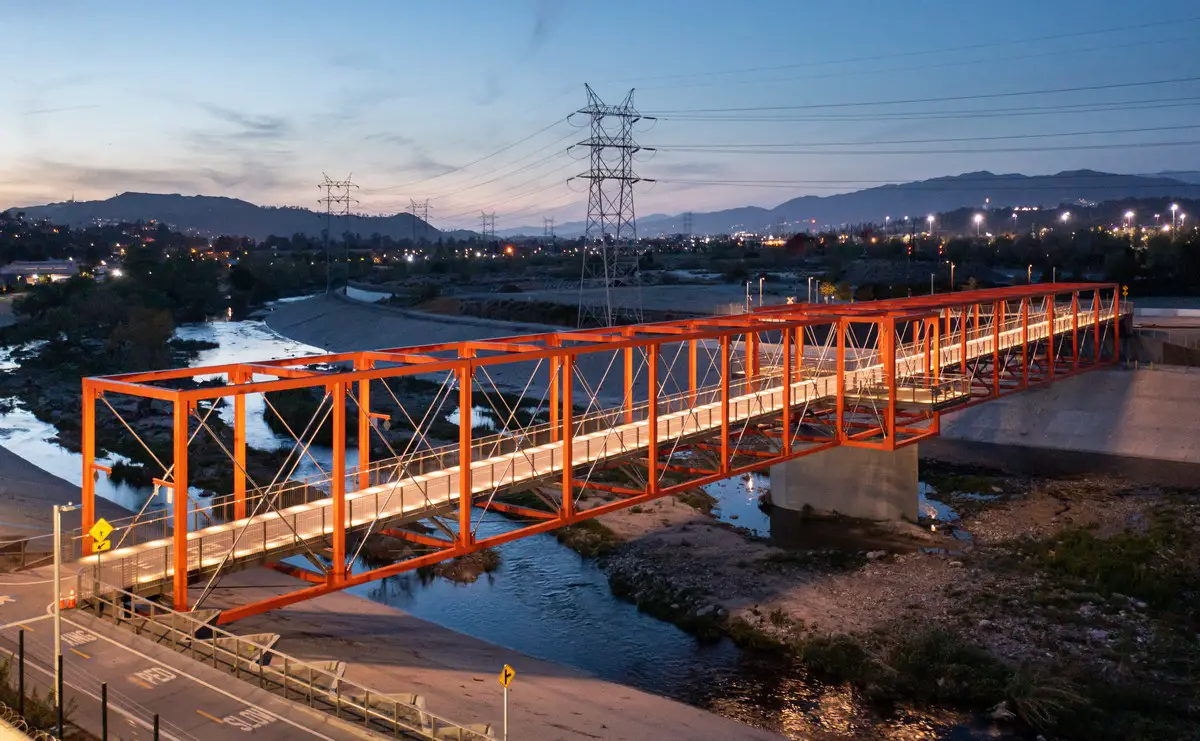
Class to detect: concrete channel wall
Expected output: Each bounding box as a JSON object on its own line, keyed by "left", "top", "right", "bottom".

{"left": 929, "top": 366, "right": 1200, "bottom": 483}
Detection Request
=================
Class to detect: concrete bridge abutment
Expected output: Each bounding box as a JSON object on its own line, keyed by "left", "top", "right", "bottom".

{"left": 769, "top": 444, "right": 919, "bottom": 521}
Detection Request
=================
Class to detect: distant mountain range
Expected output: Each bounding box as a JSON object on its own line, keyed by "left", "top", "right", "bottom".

{"left": 502, "top": 169, "right": 1200, "bottom": 237}
{"left": 9, "top": 169, "right": 1200, "bottom": 242}
{"left": 8, "top": 192, "right": 449, "bottom": 242}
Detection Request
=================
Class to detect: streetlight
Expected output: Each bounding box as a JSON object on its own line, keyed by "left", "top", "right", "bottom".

{"left": 885, "top": 215, "right": 890, "bottom": 235}
{"left": 974, "top": 213, "right": 983, "bottom": 237}
{"left": 950, "top": 262, "right": 956, "bottom": 291}
{"left": 1061, "top": 211, "right": 1070, "bottom": 224}
{"left": 1011, "top": 212, "right": 1018, "bottom": 232}
{"left": 745, "top": 281, "right": 751, "bottom": 312}
{"left": 758, "top": 276, "right": 764, "bottom": 306}
{"left": 927, "top": 214, "right": 935, "bottom": 235}
{"left": 1124, "top": 210, "right": 1135, "bottom": 231}
{"left": 1052, "top": 266, "right": 1057, "bottom": 284}
{"left": 1171, "top": 203, "right": 1179, "bottom": 231}
{"left": 1028, "top": 264, "right": 1033, "bottom": 284}
{"left": 807, "top": 276, "right": 813, "bottom": 303}
{"left": 930, "top": 273, "right": 935, "bottom": 295}
{"left": 53, "top": 503, "right": 80, "bottom": 707}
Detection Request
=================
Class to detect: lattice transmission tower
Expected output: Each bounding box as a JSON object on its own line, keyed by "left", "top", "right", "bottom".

{"left": 410, "top": 198, "right": 430, "bottom": 243}
{"left": 479, "top": 211, "right": 497, "bottom": 245}
{"left": 570, "top": 84, "right": 654, "bottom": 327}
{"left": 318, "top": 173, "right": 357, "bottom": 293}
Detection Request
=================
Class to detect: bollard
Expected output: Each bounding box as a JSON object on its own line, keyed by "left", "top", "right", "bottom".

{"left": 101, "top": 682, "right": 108, "bottom": 740}
{"left": 17, "top": 630, "right": 24, "bottom": 718}
{"left": 56, "top": 655, "right": 64, "bottom": 739}
{"left": 153, "top": 713, "right": 160, "bottom": 740}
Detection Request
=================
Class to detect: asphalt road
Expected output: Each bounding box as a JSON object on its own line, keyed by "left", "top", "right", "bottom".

{"left": 0, "top": 567, "right": 380, "bottom": 740}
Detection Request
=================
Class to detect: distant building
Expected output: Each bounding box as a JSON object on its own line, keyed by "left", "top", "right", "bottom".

{"left": 0, "top": 260, "right": 79, "bottom": 287}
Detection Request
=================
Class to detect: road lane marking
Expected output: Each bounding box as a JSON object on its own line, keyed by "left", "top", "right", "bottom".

{"left": 129, "top": 677, "right": 152, "bottom": 690}
{"left": 132, "top": 667, "right": 176, "bottom": 686}
{"left": 62, "top": 629, "right": 96, "bottom": 647}
{"left": 0, "top": 614, "right": 49, "bottom": 632}
{"left": 0, "top": 596, "right": 16, "bottom": 606}
{"left": 18, "top": 623, "right": 36, "bottom": 632}
{"left": 62, "top": 615, "right": 339, "bottom": 740}
{"left": 195, "top": 709, "right": 224, "bottom": 724}
{"left": 224, "top": 707, "right": 276, "bottom": 732}
{"left": 69, "top": 648, "right": 91, "bottom": 660}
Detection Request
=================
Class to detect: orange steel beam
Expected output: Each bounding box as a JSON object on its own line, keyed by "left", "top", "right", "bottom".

{"left": 1021, "top": 298, "right": 1029, "bottom": 388}
{"left": 1047, "top": 296, "right": 1056, "bottom": 380}
{"left": 81, "top": 380, "right": 96, "bottom": 555}
{"left": 331, "top": 382, "right": 347, "bottom": 583}
{"left": 172, "top": 399, "right": 189, "bottom": 611}
{"left": 1114, "top": 288, "right": 1121, "bottom": 361}
{"left": 233, "top": 370, "right": 247, "bottom": 521}
{"left": 549, "top": 338, "right": 560, "bottom": 443}
{"left": 720, "top": 334, "right": 730, "bottom": 473}
{"left": 688, "top": 338, "right": 697, "bottom": 405}
{"left": 264, "top": 561, "right": 326, "bottom": 584}
{"left": 1072, "top": 292, "right": 1080, "bottom": 370}
{"left": 647, "top": 343, "right": 659, "bottom": 495}
{"left": 458, "top": 351, "right": 474, "bottom": 547}
{"left": 884, "top": 317, "right": 896, "bottom": 446}
{"left": 992, "top": 300, "right": 1001, "bottom": 396}
{"left": 378, "top": 528, "right": 458, "bottom": 549}
{"left": 835, "top": 318, "right": 846, "bottom": 441}
{"left": 481, "top": 502, "right": 557, "bottom": 521}
{"left": 623, "top": 339, "right": 634, "bottom": 424}
{"left": 356, "top": 358, "right": 373, "bottom": 491}
{"left": 782, "top": 325, "right": 791, "bottom": 452}
{"left": 561, "top": 353, "right": 574, "bottom": 519}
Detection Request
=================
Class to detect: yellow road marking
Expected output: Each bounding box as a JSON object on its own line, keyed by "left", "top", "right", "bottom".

{"left": 69, "top": 648, "right": 90, "bottom": 660}
{"left": 18, "top": 624, "right": 34, "bottom": 632}
{"left": 129, "top": 677, "right": 152, "bottom": 690}
{"left": 196, "top": 709, "right": 224, "bottom": 724}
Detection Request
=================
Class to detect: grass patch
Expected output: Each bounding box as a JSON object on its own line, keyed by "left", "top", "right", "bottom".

{"left": 555, "top": 519, "right": 622, "bottom": 557}
{"left": 1026, "top": 517, "right": 1199, "bottom": 613}
{"left": 675, "top": 489, "right": 718, "bottom": 515}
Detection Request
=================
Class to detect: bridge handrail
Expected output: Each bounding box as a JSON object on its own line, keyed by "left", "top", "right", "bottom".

{"left": 78, "top": 581, "right": 494, "bottom": 740}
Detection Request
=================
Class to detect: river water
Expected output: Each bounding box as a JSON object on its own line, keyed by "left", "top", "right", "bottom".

{"left": 0, "top": 310, "right": 995, "bottom": 740}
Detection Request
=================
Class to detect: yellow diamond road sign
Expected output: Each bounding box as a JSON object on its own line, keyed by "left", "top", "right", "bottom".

{"left": 499, "top": 664, "right": 515, "bottom": 688}
{"left": 88, "top": 518, "right": 113, "bottom": 544}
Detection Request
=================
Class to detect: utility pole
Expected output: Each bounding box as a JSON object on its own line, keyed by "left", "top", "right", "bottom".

{"left": 410, "top": 199, "right": 430, "bottom": 244}
{"left": 682, "top": 212, "right": 693, "bottom": 239}
{"left": 318, "top": 173, "right": 357, "bottom": 294}
{"left": 569, "top": 84, "right": 654, "bottom": 326}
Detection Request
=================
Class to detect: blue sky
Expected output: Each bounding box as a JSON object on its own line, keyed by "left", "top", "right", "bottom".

{"left": 2, "top": 0, "right": 1198, "bottom": 228}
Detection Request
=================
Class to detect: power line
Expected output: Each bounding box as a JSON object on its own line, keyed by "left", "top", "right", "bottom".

{"left": 652, "top": 139, "right": 1200, "bottom": 157}
{"left": 646, "top": 75, "right": 1200, "bottom": 114}
{"left": 608, "top": 16, "right": 1200, "bottom": 85}
{"left": 638, "top": 33, "right": 1198, "bottom": 93}
{"left": 659, "top": 97, "right": 1200, "bottom": 123}
{"left": 654, "top": 179, "right": 1200, "bottom": 191}
{"left": 362, "top": 117, "right": 569, "bottom": 194}
{"left": 654, "top": 123, "right": 1200, "bottom": 150}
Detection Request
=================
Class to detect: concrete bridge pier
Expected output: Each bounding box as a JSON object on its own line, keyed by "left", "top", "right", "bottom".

{"left": 769, "top": 445, "right": 919, "bottom": 521}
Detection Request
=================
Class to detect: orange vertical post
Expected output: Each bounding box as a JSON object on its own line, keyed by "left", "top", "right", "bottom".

{"left": 932, "top": 315, "right": 941, "bottom": 384}
{"left": 1092, "top": 289, "right": 1101, "bottom": 365}
{"left": 561, "top": 354, "right": 574, "bottom": 518}
{"left": 835, "top": 319, "right": 846, "bottom": 442}
{"left": 1021, "top": 298, "right": 1029, "bottom": 388}
{"left": 549, "top": 341, "right": 560, "bottom": 443}
{"left": 719, "top": 335, "right": 730, "bottom": 474}
{"left": 883, "top": 318, "right": 896, "bottom": 446}
{"left": 687, "top": 338, "right": 697, "bottom": 405}
{"left": 624, "top": 343, "right": 634, "bottom": 423}
{"left": 81, "top": 380, "right": 96, "bottom": 555}
{"left": 1047, "top": 294, "right": 1056, "bottom": 380}
{"left": 746, "top": 330, "right": 758, "bottom": 390}
{"left": 457, "top": 358, "right": 474, "bottom": 546}
{"left": 233, "top": 379, "right": 247, "bottom": 521}
{"left": 647, "top": 343, "right": 659, "bottom": 495}
{"left": 781, "top": 325, "right": 791, "bottom": 452}
{"left": 172, "top": 398, "right": 189, "bottom": 612}
{"left": 357, "top": 358, "right": 372, "bottom": 491}
{"left": 330, "top": 382, "right": 347, "bottom": 582}
{"left": 795, "top": 323, "right": 804, "bottom": 378}
{"left": 1071, "top": 292, "right": 1080, "bottom": 371}
{"left": 992, "top": 301, "right": 1001, "bottom": 396}
{"left": 959, "top": 304, "right": 968, "bottom": 376}
{"left": 1113, "top": 288, "right": 1121, "bottom": 363}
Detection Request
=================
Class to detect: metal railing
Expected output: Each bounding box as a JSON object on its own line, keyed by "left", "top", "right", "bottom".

{"left": 78, "top": 582, "right": 494, "bottom": 740}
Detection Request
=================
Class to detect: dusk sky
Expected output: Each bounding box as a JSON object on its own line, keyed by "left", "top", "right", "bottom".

{"left": 2, "top": 0, "right": 1198, "bottom": 228}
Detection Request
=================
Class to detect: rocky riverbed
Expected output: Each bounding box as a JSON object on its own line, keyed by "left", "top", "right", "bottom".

{"left": 562, "top": 461, "right": 1200, "bottom": 740}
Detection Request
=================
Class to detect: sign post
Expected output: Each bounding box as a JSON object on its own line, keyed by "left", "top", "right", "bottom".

{"left": 498, "top": 663, "right": 515, "bottom": 741}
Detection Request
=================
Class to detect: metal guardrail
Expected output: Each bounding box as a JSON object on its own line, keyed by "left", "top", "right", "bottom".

{"left": 78, "top": 582, "right": 494, "bottom": 740}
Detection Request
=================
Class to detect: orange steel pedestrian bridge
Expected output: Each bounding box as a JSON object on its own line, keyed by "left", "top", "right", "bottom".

{"left": 67, "top": 284, "right": 1125, "bottom": 623}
